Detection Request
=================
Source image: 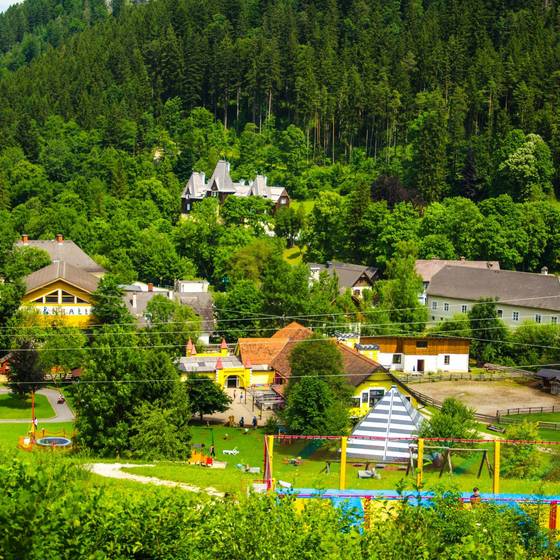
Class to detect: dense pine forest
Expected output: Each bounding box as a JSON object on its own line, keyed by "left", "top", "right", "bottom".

{"left": 1, "top": 0, "right": 560, "bottom": 307}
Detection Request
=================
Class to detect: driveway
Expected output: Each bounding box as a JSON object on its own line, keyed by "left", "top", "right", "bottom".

{"left": 0, "top": 387, "right": 75, "bottom": 423}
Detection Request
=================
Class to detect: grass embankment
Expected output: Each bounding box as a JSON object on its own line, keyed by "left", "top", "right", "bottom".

{"left": 283, "top": 245, "right": 304, "bottom": 265}
{"left": 121, "top": 425, "right": 560, "bottom": 496}
{"left": 0, "top": 393, "right": 54, "bottom": 419}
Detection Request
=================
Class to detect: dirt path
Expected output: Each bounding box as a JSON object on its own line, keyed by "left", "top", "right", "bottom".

{"left": 86, "top": 463, "right": 224, "bottom": 497}
{"left": 0, "top": 388, "right": 75, "bottom": 423}
{"left": 409, "top": 380, "right": 560, "bottom": 415}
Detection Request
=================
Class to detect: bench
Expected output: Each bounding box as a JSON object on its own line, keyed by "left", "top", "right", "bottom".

{"left": 488, "top": 425, "right": 506, "bottom": 434}
{"left": 358, "top": 469, "right": 380, "bottom": 479}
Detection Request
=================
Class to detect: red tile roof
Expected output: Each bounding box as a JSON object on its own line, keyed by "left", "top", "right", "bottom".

{"left": 238, "top": 338, "right": 288, "bottom": 367}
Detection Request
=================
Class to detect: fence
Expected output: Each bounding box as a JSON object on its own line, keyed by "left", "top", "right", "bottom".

{"left": 496, "top": 405, "right": 560, "bottom": 418}
{"left": 396, "top": 371, "right": 529, "bottom": 384}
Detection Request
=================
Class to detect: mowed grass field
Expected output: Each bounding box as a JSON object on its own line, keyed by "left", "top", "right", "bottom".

{"left": 0, "top": 393, "right": 54, "bottom": 419}
{"left": 122, "top": 425, "right": 560, "bottom": 496}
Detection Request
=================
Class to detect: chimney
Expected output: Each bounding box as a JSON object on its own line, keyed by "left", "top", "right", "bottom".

{"left": 21, "top": 234, "right": 29, "bottom": 245}
{"left": 148, "top": 283, "right": 154, "bottom": 292}
{"left": 55, "top": 234, "right": 64, "bottom": 243}
{"left": 542, "top": 266, "right": 549, "bottom": 275}
{"left": 460, "top": 256, "right": 466, "bottom": 262}
{"left": 131, "top": 293, "right": 137, "bottom": 311}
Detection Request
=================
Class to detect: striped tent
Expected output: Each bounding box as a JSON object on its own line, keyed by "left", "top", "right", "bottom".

{"left": 347, "top": 386, "right": 424, "bottom": 462}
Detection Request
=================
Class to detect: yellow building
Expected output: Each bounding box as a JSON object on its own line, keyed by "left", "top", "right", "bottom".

{"left": 179, "top": 339, "right": 258, "bottom": 389}
{"left": 21, "top": 261, "right": 99, "bottom": 327}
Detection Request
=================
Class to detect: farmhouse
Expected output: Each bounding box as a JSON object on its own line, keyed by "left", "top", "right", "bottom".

{"left": 308, "top": 261, "right": 379, "bottom": 297}
{"left": 427, "top": 265, "right": 560, "bottom": 328}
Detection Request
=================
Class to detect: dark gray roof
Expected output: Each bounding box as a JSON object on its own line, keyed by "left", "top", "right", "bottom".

{"left": 16, "top": 239, "right": 105, "bottom": 274}
{"left": 427, "top": 266, "right": 560, "bottom": 311}
{"left": 25, "top": 262, "right": 100, "bottom": 294}
{"left": 309, "top": 261, "right": 378, "bottom": 292}
{"left": 416, "top": 259, "right": 500, "bottom": 283}
{"left": 537, "top": 369, "right": 560, "bottom": 380}
{"left": 178, "top": 292, "right": 214, "bottom": 326}
{"left": 207, "top": 160, "right": 236, "bottom": 193}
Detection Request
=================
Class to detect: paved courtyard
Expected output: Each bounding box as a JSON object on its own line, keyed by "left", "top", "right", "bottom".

{"left": 203, "top": 387, "right": 276, "bottom": 427}
{"left": 408, "top": 379, "right": 560, "bottom": 415}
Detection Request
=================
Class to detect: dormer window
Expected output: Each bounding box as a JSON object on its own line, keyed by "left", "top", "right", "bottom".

{"left": 45, "top": 291, "right": 59, "bottom": 303}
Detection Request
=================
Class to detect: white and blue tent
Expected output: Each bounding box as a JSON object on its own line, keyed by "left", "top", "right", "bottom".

{"left": 347, "top": 386, "right": 424, "bottom": 462}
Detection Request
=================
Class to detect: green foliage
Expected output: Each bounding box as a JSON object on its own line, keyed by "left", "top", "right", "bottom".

{"left": 185, "top": 375, "right": 232, "bottom": 421}
{"left": 7, "top": 338, "right": 44, "bottom": 397}
{"left": 91, "top": 275, "right": 132, "bottom": 325}
{"left": 0, "top": 450, "right": 556, "bottom": 559}
{"left": 283, "top": 376, "right": 348, "bottom": 435}
{"left": 374, "top": 241, "right": 427, "bottom": 333}
{"left": 501, "top": 421, "right": 542, "bottom": 479}
{"left": 38, "top": 325, "right": 87, "bottom": 380}
{"left": 469, "top": 299, "right": 509, "bottom": 364}
{"left": 420, "top": 398, "right": 478, "bottom": 442}
{"left": 129, "top": 403, "right": 191, "bottom": 461}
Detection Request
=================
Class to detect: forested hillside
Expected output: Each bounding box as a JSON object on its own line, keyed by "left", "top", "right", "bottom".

{"left": 0, "top": 0, "right": 560, "bottom": 306}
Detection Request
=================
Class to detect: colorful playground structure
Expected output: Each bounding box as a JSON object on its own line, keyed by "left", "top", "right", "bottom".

{"left": 263, "top": 433, "right": 560, "bottom": 530}
{"left": 17, "top": 391, "right": 73, "bottom": 451}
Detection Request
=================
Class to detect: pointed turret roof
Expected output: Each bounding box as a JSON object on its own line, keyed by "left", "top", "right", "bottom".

{"left": 347, "top": 387, "right": 423, "bottom": 462}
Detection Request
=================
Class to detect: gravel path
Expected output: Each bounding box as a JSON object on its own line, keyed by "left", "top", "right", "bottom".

{"left": 0, "top": 388, "right": 75, "bottom": 423}
{"left": 87, "top": 463, "right": 224, "bottom": 497}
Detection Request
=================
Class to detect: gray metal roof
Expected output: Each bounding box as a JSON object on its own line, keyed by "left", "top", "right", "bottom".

{"left": 16, "top": 239, "right": 105, "bottom": 274}
{"left": 25, "top": 261, "right": 100, "bottom": 294}
{"left": 178, "top": 354, "right": 243, "bottom": 373}
{"left": 427, "top": 266, "right": 560, "bottom": 311}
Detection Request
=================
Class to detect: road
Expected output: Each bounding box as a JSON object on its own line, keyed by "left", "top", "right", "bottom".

{"left": 0, "top": 387, "right": 75, "bottom": 423}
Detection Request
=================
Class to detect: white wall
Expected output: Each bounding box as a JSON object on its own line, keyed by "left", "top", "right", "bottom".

{"left": 377, "top": 351, "right": 468, "bottom": 373}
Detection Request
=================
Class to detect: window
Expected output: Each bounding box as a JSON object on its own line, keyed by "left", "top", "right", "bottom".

{"left": 45, "top": 291, "right": 59, "bottom": 303}
{"left": 461, "top": 305, "right": 468, "bottom": 313}
{"left": 350, "top": 396, "right": 361, "bottom": 407}
{"left": 497, "top": 309, "right": 503, "bottom": 318}
{"left": 431, "top": 301, "right": 438, "bottom": 310}
{"left": 32, "top": 296, "right": 44, "bottom": 303}
{"left": 552, "top": 317, "right": 558, "bottom": 325}
{"left": 392, "top": 354, "right": 402, "bottom": 364}
{"left": 361, "top": 392, "right": 369, "bottom": 405}
{"left": 444, "top": 355, "right": 450, "bottom": 365}
{"left": 61, "top": 291, "right": 75, "bottom": 303}
{"left": 512, "top": 311, "right": 519, "bottom": 322}
{"left": 416, "top": 340, "right": 428, "bottom": 348}
{"left": 443, "top": 303, "right": 449, "bottom": 312}
{"left": 369, "top": 389, "right": 384, "bottom": 406}
{"left": 535, "top": 313, "right": 542, "bottom": 324}
{"left": 76, "top": 297, "right": 88, "bottom": 304}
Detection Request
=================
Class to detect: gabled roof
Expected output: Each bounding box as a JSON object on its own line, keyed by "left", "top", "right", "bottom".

{"left": 416, "top": 259, "right": 500, "bottom": 283}
{"left": 182, "top": 171, "right": 206, "bottom": 199}
{"left": 427, "top": 266, "right": 560, "bottom": 311}
{"left": 347, "top": 386, "right": 423, "bottom": 462}
{"left": 16, "top": 239, "right": 105, "bottom": 274}
{"left": 338, "top": 343, "right": 386, "bottom": 387}
{"left": 25, "top": 261, "right": 100, "bottom": 295}
{"left": 207, "top": 160, "right": 236, "bottom": 193}
{"left": 238, "top": 337, "right": 288, "bottom": 367}
{"left": 271, "top": 321, "right": 313, "bottom": 340}
{"left": 308, "top": 261, "right": 378, "bottom": 292}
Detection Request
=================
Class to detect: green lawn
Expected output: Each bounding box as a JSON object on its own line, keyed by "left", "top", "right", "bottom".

{"left": 120, "top": 425, "right": 560, "bottom": 496}
{"left": 283, "top": 245, "right": 304, "bottom": 265}
{"left": 0, "top": 393, "right": 54, "bottom": 419}
{"left": 503, "top": 412, "right": 560, "bottom": 423}
{"left": 290, "top": 199, "right": 315, "bottom": 214}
